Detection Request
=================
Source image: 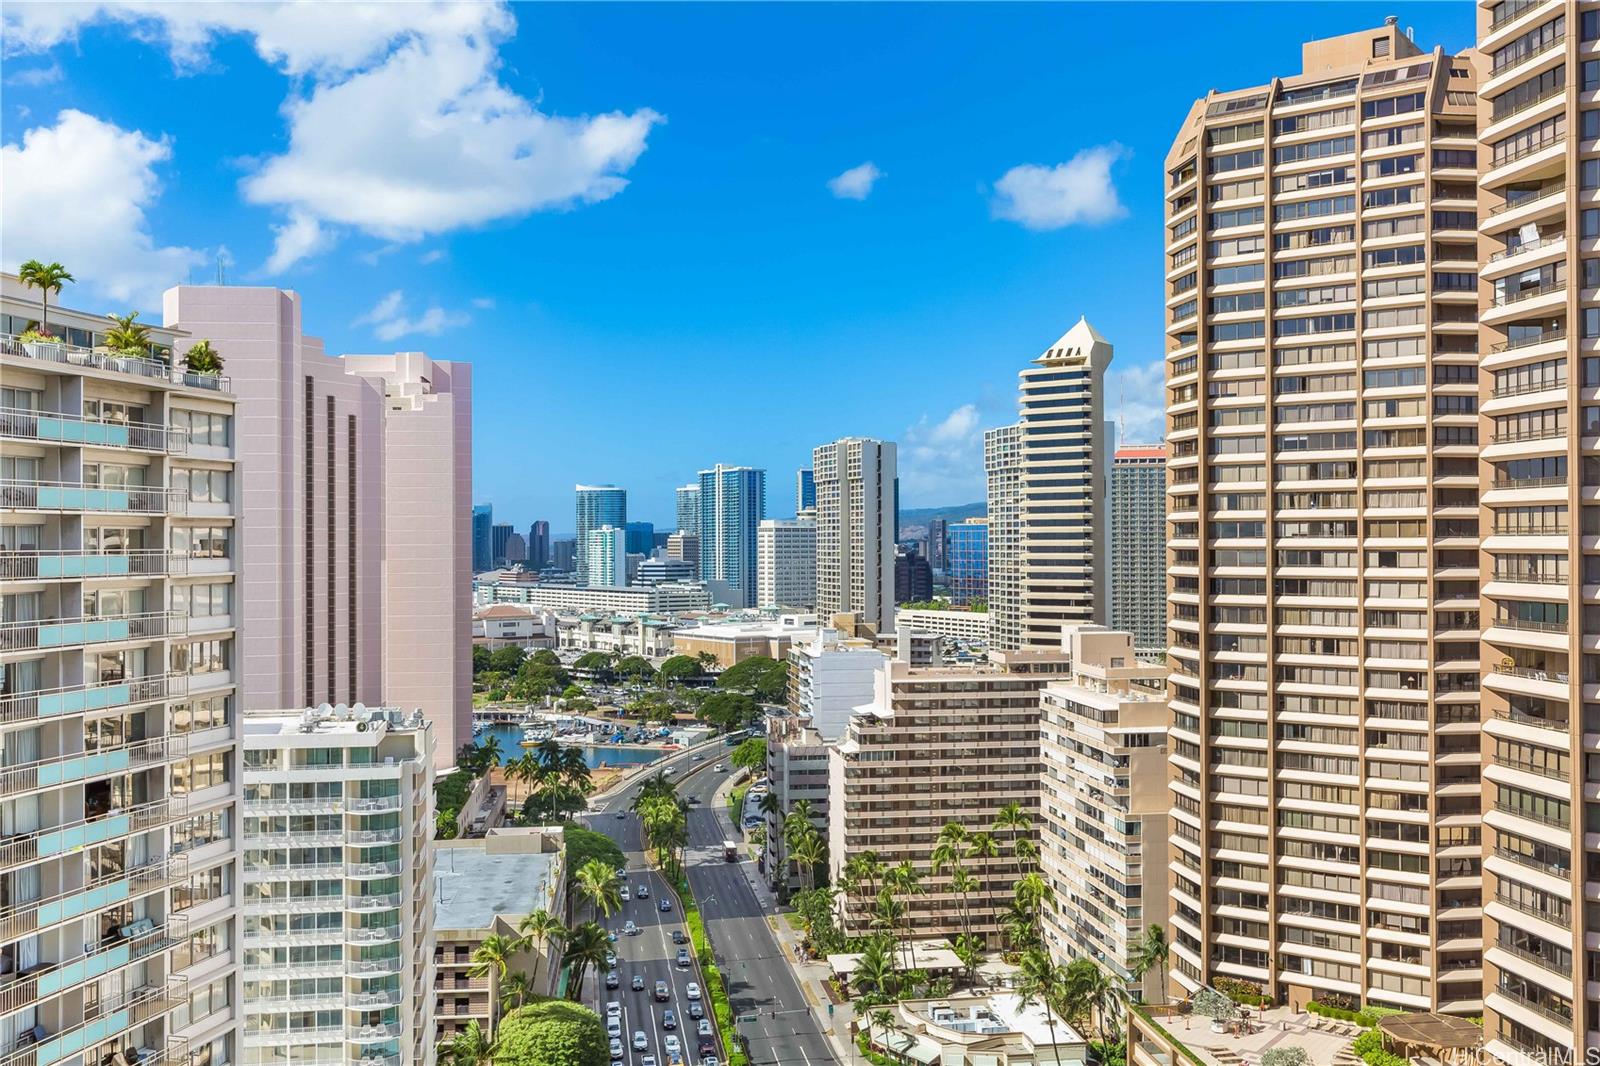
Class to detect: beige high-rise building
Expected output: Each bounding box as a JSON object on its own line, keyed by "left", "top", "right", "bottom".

{"left": 984, "top": 425, "right": 1023, "bottom": 651}
{"left": 1037, "top": 626, "right": 1169, "bottom": 1001}
{"left": 1163, "top": 23, "right": 1486, "bottom": 1016}
{"left": 812, "top": 438, "right": 896, "bottom": 634}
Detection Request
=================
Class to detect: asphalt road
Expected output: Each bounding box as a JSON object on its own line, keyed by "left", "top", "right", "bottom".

{"left": 581, "top": 749, "right": 839, "bottom": 1066}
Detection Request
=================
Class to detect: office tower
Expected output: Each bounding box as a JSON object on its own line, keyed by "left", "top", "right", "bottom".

{"left": 550, "top": 538, "right": 577, "bottom": 573}
{"left": 796, "top": 469, "right": 816, "bottom": 514}
{"left": 665, "top": 532, "right": 700, "bottom": 568}
{"left": 635, "top": 556, "right": 696, "bottom": 585}
{"left": 573, "top": 485, "right": 626, "bottom": 585}
{"left": 504, "top": 531, "right": 526, "bottom": 564}
{"left": 585, "top": 525, "right": 626, "bottom": 587}
{"left": 471, "top": 505, "right": 493, "bottom": 573}
{"left": 893, "top": 545, "right": 933, "bottom": 603}
{"left": 0, "top": 275, "right": 242, "bottom": 1066}
{"left": 984, "top": 425, "right": 1023, "bottom": 649}
{"left": 946, "top": 518, "right": 989, "bottom": 605}
{"left": 927, "top": 517, "right": 948, "bottom": 572}
{"left": 1163, "top": 26, "right": 1483, "bottom": 1015}
{"left": 675, "top": 483, "right": 700, "bottom": 534}
{"left": 1475, "top": 3, "right": 1590, "bottom": 1056}
{"left": 527, "top": 520, "right": 550, "bottom": 570}
{"left": 1017, "top": 319, "right": 1112, "bottom": 648}
{"left": 490, "top": 522, "right": 512, "bottom": 566}
{"left": 623, "top": 521, "right": 655, "bottom": 556}
{"left": 827, "top": 645, "right": 1070, "bottom": 946}
{"left": 166, "top": 286, "right": 474, "bottom": 769}
{"left": 757, "top": 517, "right": 817, "bottom": 609}
{"left": 697, "top": 465, "right": 765, "bottom": 609}
{"left": 1038, "top": 626, "right": 1169, "bottom": 999}
{"left": 812, "top": 437, "right": 898, "bottom": 633}
{"left": 1110, "top": 445, "right": 1168, "bottom": 650}
{"left": 242, "top": 705, "right": 436, "bottom": 1066}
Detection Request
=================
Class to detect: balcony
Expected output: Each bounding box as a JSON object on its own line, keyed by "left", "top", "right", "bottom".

{"left": 0, "top": 611, "right": 184, "bottom": 653}
{"left": 1491, "top": 704, "right": 1568, "bottom": 731}
{"left": 0, "top": 797, "right": 187, "bottom": 868}
{"left": 1488, "top": 180, "right": 1565, "bottom": 218}
{"left": 1, "top": 333, "right": 229, "bottom": 392}
{"left": 1489, "top": 425, "right": 1565, "bottom": 445}
{"left": 0, "top": 479, "right": 186, "bottom": 515}
{"left": 0, "top": 407, "right": 187, "bottom": 453}
{"left": 350, "top": 893, "right": 402, "bottom": 912}
{"left": 0, "top": 674, "right": 182, "bottom": 726}
{"left": 347, "top": 861, "right": 401, "bottom": 879}
{"left": 0, "top": 856, "right": 186, "bottom": 943}
{"left": 347, "top": 926, "right": 402, "bottom": 945}
{"left": 1490, "top": 374, "right": 1566, "bottom": 398}
{"left": 348, "top": 1024, "right": 401, "bottom": 1044}
{"left": 1490, "top": 281, "right": 1566, "bottom": 310}
{"left": 349, "top": 829, "right": 401, "bottom": 845}
{"left": 0, "top": 917, "right": 185, "bottom": 1015}
{"left": 0, "top": 734, "right": 185, "bottom": 795}
{"left": 0, "top": 549, "right": 187, "bottom": 582}
{"left": 1491, "top": 616, "right": 1568, "bottom": 635}
{"left": 0, "top": 976, "right": 188, "bottom": 1066}
{"left": 348, "top": 796, "right": 403, "bottom": 813}
{"left": 1489, "top": 32, "right": 1565, "bottom": 77}
{"left": 1488, "top": 234, "right": 1565, "bottom": 265}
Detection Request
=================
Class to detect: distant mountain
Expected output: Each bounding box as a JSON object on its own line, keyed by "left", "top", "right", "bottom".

{"left": 897, "top": 502, "right": 985, "bottom": 534}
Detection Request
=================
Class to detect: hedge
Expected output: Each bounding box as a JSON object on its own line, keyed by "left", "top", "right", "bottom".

{"left": 1306, "top": 999, "right": 1377, "bottom": 1027}
{"left": 676, "top": 875, "right": 750, "bottom": 1066}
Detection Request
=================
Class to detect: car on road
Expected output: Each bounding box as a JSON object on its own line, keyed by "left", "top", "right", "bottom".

{"left": 675, "top": 948, "right": 690, "bottom": 968}
{"left": 671, "top": 929, "right": 686, "bottom": 944}
{"left": 606, "top": 970, "right": 620, "bottom": 988}
{"left": 606, "top": 951, "right": 617, "bottom": 968}
{"left": 632, "top": 975, "right": 646, "bottom": 991}
{"left": 697, "top": 1019, "right": 712, "bottom": 1038}
{"left": 624, "top": 920, "right": 639, "bottom": 935}
{"left": 636, "top": 884, "right": 649, "bottom": 898}
{"left": 659, "top": 898, "right": 672, "bottom": 912}
{"left": 607, "top": 1002, "right": 623, "bottom": 1019}
{"left": 654, "top": 980, "right": 670, "bottom": 1001}
{"left": 610, "top": 1038, "right": 623, "bottom": 1060}
{"left": 632, "top": 1032, "right": 648, "bottom": 1052}
{"left": 703, "top": 1056, "right": 720, "bottom": 1066}
{"left": 615, "top": 811, "right": 626, "bottom": 819}
{"left": 607, "top": 931, "right": 618, "bottom": 942}
{"left": 687, "top": 1000, "right": 703, "bottom": 1020}
{"left": 685, "top": 982, "right": 700, "bottom": 1000}
{"left": 662, "top": 1009, "right": 677, "bottom": 1030}
{"left": 617, "top": 867, "right": 628, "bottom": 881}
{"left": 664, "top": 1036, "right": 681, "bottom": 1057}
{"left": 713, "top": 763, "right": 724, "bottom": 772}
{"left": 607, "top": 1018, "right": 622, "bottom": 1039}
{"left": 697, "top": 1036, "right": 715, "bottom": 1056}
{"left": 642, "top": 1057, "right": 657, "bottom": 1066}
{"left": 686, "top": 796, "right": 700, "bottom": 804}
{"left": 621, "top": 887, "right": 631, "bottom": 901}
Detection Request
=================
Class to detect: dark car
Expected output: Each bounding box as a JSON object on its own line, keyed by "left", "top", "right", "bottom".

{"left": 632, "top": 975, "right": 646, "bottom": 991}
{"left": 671, "top": 929, "right": 687, "bottom": 945}
{"left": 687, "top": 1000, "right": 704, "bottom": 1020}
{"left": 662, "top": 1009, "right": 677, "bottom": 1030}
{"left": 698, "top": 1037, "right": 716, "bottom": 1056}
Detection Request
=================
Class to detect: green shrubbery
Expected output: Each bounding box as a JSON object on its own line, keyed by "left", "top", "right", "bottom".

{"left": 1306, "top": 999, "right": 1377, "bottom": 1027}
{"left": 1214, "top": 977, "right": 1270, "bottom": 1007}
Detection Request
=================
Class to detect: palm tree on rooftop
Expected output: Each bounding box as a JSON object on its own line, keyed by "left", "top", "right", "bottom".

{"left": 17, "top": 260, "right": 72, "bottom": 337}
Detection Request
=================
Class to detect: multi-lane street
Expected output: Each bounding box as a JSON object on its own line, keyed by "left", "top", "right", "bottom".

{"left": 580, "top": 746, "right": 839, "bottom": 1066}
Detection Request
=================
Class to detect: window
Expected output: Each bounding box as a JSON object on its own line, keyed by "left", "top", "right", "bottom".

{"left": 172, "top": 467, "right": 230, "bottom": 503}
{"left": 170, "top": 409, "right": 231, "bottom": 448}
{"left": 1362, "top": 154, "right": 1420, "bottom": 179}
{"left": 1362, "top": 124, "right": 1422, "bottom": 149}
{"left": 1208, "top": 149, "right": 1262, "bottom": 175}
{"left": 1209, "top": 206, "right": 1264, "bottom": 231}
{"left": 1274, "top": 195, "right": 1354, "bottom": 222}
{"left": 173, "top": 753, "right": 232, "bottom": 794}
{"left": 1274, "top": 136, "right": 1354, "bottom": 164}
{"left": 1361, "top": 92, "right": 1423, "bottom": 119}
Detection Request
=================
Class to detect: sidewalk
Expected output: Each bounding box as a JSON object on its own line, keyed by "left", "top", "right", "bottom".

{"left": 711, "top": 778, "right": 859, "bottom": 1065}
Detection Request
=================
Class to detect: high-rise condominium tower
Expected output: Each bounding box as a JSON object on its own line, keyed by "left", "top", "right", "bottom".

{"left": 1110, "top": 445, "right": 1169, "bottom": 650}
{"left": 527, "top": 520, "right": 550, "bottom": 570}
{"left": 1, "top": 274, "right": 243, "bottom": 1066}
{"left": 675, "top": 483, "right": 700, "bottom": 535}
{"left": 984, "top": 425, "right": 1023, "bottom": 649}
{"left": 812, "top": 438, "right": 898, "bottom": 633}
{"left": 1163, "top": 25, "right": 1484, "bottom": 1016}
{"left": 796, "top": 469, "right": 816, "bottom": 514}
{"left": 471, "top": 504, "right": 493, "bottom": 573}
{"left": 757, "top": 517, "right": 817, "bottom": 609}
{"left": 927, "top": 517, "right": 948, "bottom": 573}
{"left": 697, "top": 465, "right": 765, "bottom": 608}
{"left": 947, "top": 518, "right": 989, "bottom": 605}
{"left": 491, "top": 522, "right": 512, "bottom": 565}
{"left": 586, "top": 525, "right": 627, "bottom": 588}
{"left": 574, "top": 485, "right": 626, "bottom": 585}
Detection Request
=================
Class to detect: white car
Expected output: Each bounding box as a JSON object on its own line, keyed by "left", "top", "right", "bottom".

{"left": 664, "top": 1036, "right": 681, "bottom": 1057}
{"left": 697, "top": 1019, "right": 713, "bottom": 1037}
{"left": 632, "top": 1032, "right": 648, "bottom": 1052}
{"left": 621, "top": 887, "right": 631, "bottom": 901}
{"left": 685, "top": 983, "right": 700, "bottom": 1000}
{"left": 607, "top": 1018, "right": 622, "bottom": 1039}
{"left": 609, "top": 1038, "right": 623, "bottom": 1061}
{"left": 607, "top": 1001, "right": 623, "bottom": 1019}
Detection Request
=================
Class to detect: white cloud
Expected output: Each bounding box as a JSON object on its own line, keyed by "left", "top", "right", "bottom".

{"left": 5, "top": 62, "right": 62, "bottom": 86}
{"left": 354, "top": 288, "right": 469, "bottom": 342}
{"left": 827, "top": 161, "right": 882, "bottom": 201}
{"left": 3, "top": 3, "right": 663, "bottom": 273}
{"left": 0, "top": 109, "right": 206, "bottom": 309}
{"left": 900, "top": 404, "right": 988, "bottom": 503}
{"left": 1110, "top": 361, "right": 1167, "bottom": 446}
{"left": 419, "top": 248, "right": 447, "bottom": 265}
{"left": 469, "top": 297, "right": 495, "bottom": 310}
{"left": 990, "top": 144, "right": 1126, "bottom": 230}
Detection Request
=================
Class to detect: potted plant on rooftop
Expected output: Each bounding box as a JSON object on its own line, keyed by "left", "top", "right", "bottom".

{"left": 182, "top": 340, "right": 224, "bottom": 377}
{"left": 1192, "top": 986, "right": 1238, "bottom": 1034}
{"left": 103, "top": 311, "right": 152, "bottom": 369}
{"left": 17, "top": 260, "right": 72, "bottom": 359}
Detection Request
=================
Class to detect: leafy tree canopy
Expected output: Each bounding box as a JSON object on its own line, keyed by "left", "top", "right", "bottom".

{"left": 715, "top": 655, "right": 788, "bottom": 703}
{"left": 493, "top": 1000, "right": 608, "bottom": 1066}
{"left": 615, "top": 656, "right": 655, "bottom": 680}
{"left": 697, "top": 691, "right": 760, "bottom": 732}
{"left": 490, "top": 646, "right": 528, "bottom": 674}
{"left": 730, "top": 737, "right": 767, "bottom": 773}
{"left": 656, "top": 655, "right": 703, "bottom": 683}
{"left": 560, "top": 822, "right": 624, "bottom": 884}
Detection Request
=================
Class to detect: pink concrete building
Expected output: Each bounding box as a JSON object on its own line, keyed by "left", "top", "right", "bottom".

{"left": 163, "top": 287, "right": 473, "bottom": 768}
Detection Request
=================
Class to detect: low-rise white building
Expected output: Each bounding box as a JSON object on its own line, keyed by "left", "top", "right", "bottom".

{"left": 474, "top": 581, "right": 712, "bottom": 615}
{"left": 670, "top": 613, "right": 827, "bottom": 669}
{"left": 555, "top": 613, "right": 677, "bottom": 658}
{"left": 863, "top": 994, "right": 1087, "bottom": 1066}
{"left": 472, "top": 604, "right": 557, "bottom": 648}
{"left": 893, "top": 607, "right": 990, "bottom": 644}
{"left": 241, "top": 705, "right": 437, "bottom": 1066}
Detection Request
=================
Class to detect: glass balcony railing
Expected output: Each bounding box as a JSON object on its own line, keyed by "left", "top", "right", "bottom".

{"left": 2, "top": 332, "right": 229, "bottom": 392}
{"left": 0, "top": 916, "right": 186, "bottom": 1015}
{"left": 0, "top": 857, "right": 186, "bottom": 945}
{"left": 1, "top": 976, "right": 188, "bottom": 1066}
{"left": 0, "top": 611, "right": 184, "bottom": 653}
{"left": 0, "top": 479, "right": 187, "bottom": 515}
{"left": 0, "top": 549, "right": 186, "bottom": 582}
{"left": 0, "top": 406, "right": 188, "bottom": 453}
{"left": 0, "top": 675, "right": 182, "bottom": 726}
{"left": 0, "top": 797, "right": 188, "bottom": 868}
{"left": 0, "top": 735, "right": 185, "bottom": 795}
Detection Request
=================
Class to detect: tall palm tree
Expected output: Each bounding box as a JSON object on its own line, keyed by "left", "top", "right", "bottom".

{"left": 476, "top": 733, "right": 503, "bottom": 773}
{"left": 561, "top": 920, "right": 612, "bottom": 1001}
{"left": 790, "top": 830, "right": 826, "bottom": 893}
{"left": 468, "top": 932, "right": 519, "bottom": 981}
{"left": 871, "top": 888, "right": 906, "bottom": 963}
{"left": 948, "top": 866, "right": 979, "bottom": 970}
{"left": 509, "top": 750, "right": 541, "bottom": 802}
{"left": 1129, "top": 923, "right": 1170, "bottom": 1005}
{"left": 103, "top": 311, "right": 151, "bottom": 356}
{"left": 444, "top": 1020, "right": 496, "bottom": 1066}
{"left": 884, "top": 862, "right": 923, "bottom": 971}
{"left": 499, "top": 971, "right": 535, "bottom": 1013}
{"left": 558, "top": 745, "right": 592, "bottom": 792}
{"left": 1081, "top": 962, "right": 1128, "bottom": 1049}
{"left": 516, "top": 908, "right": 566, "bottom": 955}
{"left": 17, "top": 260, "right": 72, "bottom": 336}
{"left": 1016, "top": 947, "right": 1066, "bottom": 1058}
{"left": 992, "top": 801, "right": 1032, "bottom": 879}
{"left": 1014, "top": 870, "right": 1052, "bottom": 947}
{"left": 575, "top": 858, "right": 623, "bottom": 919}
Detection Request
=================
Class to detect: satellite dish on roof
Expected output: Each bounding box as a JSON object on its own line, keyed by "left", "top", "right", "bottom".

{"left": 334, "top": 703, "right": 350, "bottom": 719}
{"left": 317, "top": 702, "right": 334, "bottom": 717}
{"left": 352, "top": 702, "right": 367, "bottom": 716}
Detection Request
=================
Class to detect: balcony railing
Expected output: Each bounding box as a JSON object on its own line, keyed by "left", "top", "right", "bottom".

{"left": 1490, "top": 523, "right": 1566, "bottom": 536}
{"left": 1492, "top": 705, "right": 1569, "bottom": 730}
{"left": 1492, "top": 801, "right": 1569, "bottom": 830}
{"left": 0, "top": 734, "right": 185, "bottom": 795}
{"left": 1492, "top": 616, "right": 1569, "bottom": 635}
{"left": 1493, "top": 985, "right": 1574, "bottom": 1026}
{"left": 1491, "top": 376, "right": 1566, "bottom": 398}
{"left": 0, "top": 406, "right": 188, "bottom": 453}
{"left": 0, "top": 975, "right": 189, "bottom": 1066}
{"left": 1490, "top": 0, "right": 1550, "bottom": 31}
{"left": 1491, "top": 281, "right": 1566, "bottom": 309}
{"left": 1491, "top": 32, "right": 1566, "bottom": 75}
{"left": 1, "top": 333, "right": 229, "bottom": 391}
{"left": 1490, "top": 474, "right": 1567, "bottom": 489}
{"left": 1489, "top": 180, "right": 1565, "bottom": 216}
{"left": 0, "top": 917, "right": 185, "bottom": 1014}
{"left": 0, "top": 856, "right": 186, "bottom": 944}
{"left": 1489, "top": 234, "right": 1565, "bottom": 264}
{"left": 0, "top": 610, "right": 184, "bottom": 653}
{"left": 0, "top": 797, "right": 187, "bottom": 868}
{"left": 1490, "top": 135, "right": 1566, "bottom": 171}
{"left": 0, "top": 549, "right": 186, "bottom": 582}
{"left": 0, "top": 479, "right": 187, "bottom": 515}
{"left": 0, "top": 674, "right": 181, "bottom": 726}
{"left": 1489, "top": 424, "right": 1565, "bottom": 444}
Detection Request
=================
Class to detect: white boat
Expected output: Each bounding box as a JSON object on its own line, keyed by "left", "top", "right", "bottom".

{"left": 521, "top": 727, "right": 553, "bottom": 746}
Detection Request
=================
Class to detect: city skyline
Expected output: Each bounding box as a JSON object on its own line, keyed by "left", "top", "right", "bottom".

{"left": 0, "top": 2, "right": 1473, "bottom": 526}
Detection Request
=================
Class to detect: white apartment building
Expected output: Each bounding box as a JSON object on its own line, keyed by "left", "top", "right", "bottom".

{"left": 241, "top": 705, "right": 435, "bottom": 1066}
{"left": 786, "top": 631, "right": 886, "bottom": 740}
{"left": 983, "top": 426, "right": 1023, "bottom": 652}
{"left": 584, "top": 526, "right": 626, "bottom": 589}
{"left": 756, "top": 517, "right": 817, "bottom": 610}
{"left": 891, "top": 608, "right": 991, "bottom": 645}
{"left": 761, "top": 717, "right": 830, "bottom": 894}
{"left": 1, "top": 277, "right": 241, "bottom": 1066}
{"left": 473, "top": 581, "right": 712, "bottom": 616}
{"left": 1038, "top": 626, "right": 1169, "bottom": 1000}
{"left": 812, "top": 438, "right": 897, "bottom": 634}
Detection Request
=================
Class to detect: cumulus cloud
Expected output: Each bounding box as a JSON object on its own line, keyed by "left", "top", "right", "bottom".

{"left": 991, "top": 144, "right": 1126, "bottom": 230}
{"left": 354, "top": 289, "right": 470, "bottom": 342}
{"left": 901, "top": 404, "right": 988, "bottom": 503}
{"left": 1, "top": 109, "right": 206, "bottom": 309}
{"left": 3, "top": 2, "right": 663, "bottom": 273}
{"left": 827, "top": 162, "right": 882, "bottom": 201}
{"left": 1110, "top": 361, "right": 1167, "bottom": 445}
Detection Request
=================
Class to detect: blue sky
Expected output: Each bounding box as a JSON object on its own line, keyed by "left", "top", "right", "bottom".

{"left": 1, "top": 2, "right": 1473, "bottom": 532}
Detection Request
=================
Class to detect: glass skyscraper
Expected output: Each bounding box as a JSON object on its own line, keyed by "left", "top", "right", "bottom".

{"left": 574, "top": 485, "right": 626, "bottom": 584}
{"left": 946, "top": 518, "right": 988, "bottom": 605}
{"left": 697, "top": 464, "right": 766, "bottom": 607}
{"left": 471, "top": 502, "right": 493, "bottom": 572}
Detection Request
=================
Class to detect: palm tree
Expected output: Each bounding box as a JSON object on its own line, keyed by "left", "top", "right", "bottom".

{"left": 182, "top": 339, "right": 224, "bottom": 375}
{"left": 17, "top": 260, "right": 72, "bottom": 336}
{"left": 499, "top": 970, "right": 535, "bottom": 1012}
{"left": 1014, "top": 870, "right": 1051, "bottom": 945}
{"left": 103, "top": 311, "right": 151, "bottom": 356}
{"left": 871, "top": 888, "right": 905, "bottom": 960}
{"left": 516, "top": 908, "right": 566, "bottom": 955}
{"left": 1129, "top": 923, "right": 1170, "bottom": 1005}
{"left": 561, "top": 920, "right": 612, "bottom": 1001}
{"left": 558, "top": 745, "right": 592, "bottom": 792}
{"left": 884, "top": 862, "right": 923, "bottom": 971}
{"left": 992, "top": 800, "right": 1032, "bottom": 878}
{"left": 1081, "top": 962, "right": 1128, "bottom": 1050}
{"left": 508, "top": 750, "right": 541, "bottom": 802}
{"left": 476, "top": 733, "right": 503, "bottom": 773}
{"left": 468, "top": 932, "right": 519, "bottom": 981}
{"left": 790, "top": 830, "right": 826, "bottom": 893}
{"left": 444, "top": 1020, "right": 496, "bottom": 1066}
{"left": 574, "top": 858, "right": 623, "bottom": 919}
{"left": 948, "top": 866, "right": 979, "bottom": 973}
{"left": 852, "top": 938, "right": 900, "bottom": 1003}
{"left": 1016, "top": 948, "right": 1066, "bottom": 1058}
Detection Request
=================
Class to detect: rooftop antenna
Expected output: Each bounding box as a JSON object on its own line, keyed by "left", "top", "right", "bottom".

{"left": 1118, "top": 377, "right": 1127, "bottom": 446}
{"left": 214, "top": 253, "right": 227, "bottom": 286}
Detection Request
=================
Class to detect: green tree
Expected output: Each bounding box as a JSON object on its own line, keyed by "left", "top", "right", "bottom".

{"left": 499, "top": 971, "right": 535, "bottom": 1013}
{"left": 1128, "top": 923, "right": 1170, "bottom": 1004}
{"left": 17, "top": 259, "right": 72, "bottom": 336}
{"left": 517, "top": 909, "right": 566, "bottom": 955}
{"left": 656, "top": 655, "right": 703, "bottom": 683}
{"left": 467, "top": 932, "right": 519, "bottom": 981}
{"left": 473, "top": 646, "right": 492, "bottom": 674}
{"left": 790, "top": 830, "right": 827, "bottom": 893}
{"left": 992, "top": 800, "right": 1032, "bottom": 879}
{"left": 715, "top": 655, "right": 788, "bottom": 703}
{"left": 444, "top": 1019, "right": 496, "bottom": 1066}
{"left": 494, "top": 999, "right": 609, "bottom": 1066}
{"left": 560, "top": 822, "right": 624, "bottom": 883}
{"left": 1017, "top": 948, "right": 1067, "bottom": 1059}
{"left": 558, "top": 923, "right": 614, "bottom": 1006}
{"left": 615, "top": 655, "right": 655, "bottom": 681}
{"left": 574, "top": 858, "right": 623, "bottom": 919}
{"left": 697, "top": 690, "right": 760, "bottom": 732}
{"left": 103, "top": 311, "right": 151, "bottom": 355}
{"left": 573, "top": 652, "right": 614, "bottom": 678}
{"left": 490, "top": 646, "right": 528, "bottom": 674}
{"left": 851, "top": 937, "right": 900, "bottom": 1003}
{"left": 730, "top": 737, "right": 767, "bottom": 773}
